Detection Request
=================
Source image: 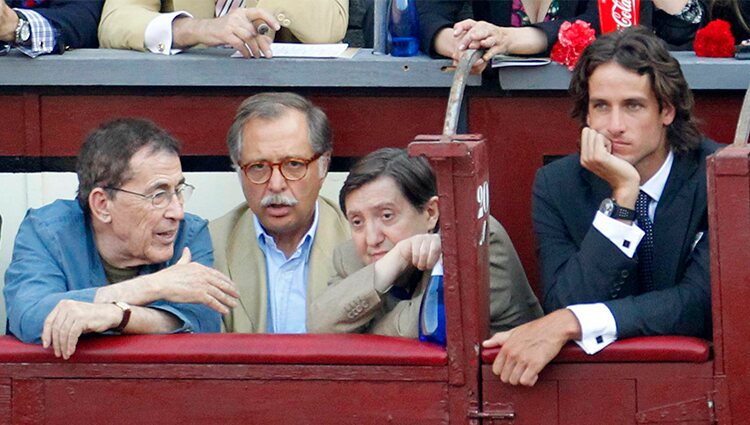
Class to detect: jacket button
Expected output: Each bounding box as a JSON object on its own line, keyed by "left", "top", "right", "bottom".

{"left": 621, "top": 270, "right": 630, "bottom": 278}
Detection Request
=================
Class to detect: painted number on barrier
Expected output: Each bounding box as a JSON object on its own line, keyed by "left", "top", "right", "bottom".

{"left": 476, "top": 181, "right": 490, "bottom": 246}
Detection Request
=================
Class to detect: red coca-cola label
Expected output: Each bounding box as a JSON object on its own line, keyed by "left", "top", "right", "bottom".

{"left": 598, "top": 0, "right": 640, "bottom": 33}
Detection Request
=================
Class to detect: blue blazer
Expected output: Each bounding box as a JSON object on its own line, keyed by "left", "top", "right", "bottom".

{"left": 8, "top": 0, "right": 103, "bottom": 51}
{"left": 534, "top": 139, "right": 721, "bottom": 339}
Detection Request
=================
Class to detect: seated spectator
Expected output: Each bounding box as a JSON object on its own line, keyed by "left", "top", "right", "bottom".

{"left": 418, "top": 0, "right": 705, "bottom": 71}
{"left": 309, "top": 148, "right": 542, "bottom": 337}
{"left": 483, "top": 27, "right": 719, "bottom": 387}
{"left": 4, "top": 118, "right": 239, "bottom": 359}
{"left": 210, "top": 93, "right": 350, "bottom": 333}
{"left": 708, "top": 0, "right": 750, "bottom": 43}
{"left": 98, "top": 0, "right": 349, "bottom": 57}
{"left": 0, "top": 0, "right": 103, "bottom": 57}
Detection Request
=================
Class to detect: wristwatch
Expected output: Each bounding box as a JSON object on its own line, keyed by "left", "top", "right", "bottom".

{"left": 599, "top": 198, "right": 636, "bottom": 221}
{"left": 111, "top": 301, "right": 132, "bottom": 333}
{"left": 14, "top": 12, "right": 31, "bottom": 47}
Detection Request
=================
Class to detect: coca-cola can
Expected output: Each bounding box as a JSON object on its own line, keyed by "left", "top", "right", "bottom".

{"left": 598, "top": 0, "right": 640, "bottom": 33}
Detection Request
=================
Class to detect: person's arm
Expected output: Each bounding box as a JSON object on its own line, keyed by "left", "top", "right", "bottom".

{"left": 308, "top": 249, "right": 390, "bottom": 334}
{"left": 4, "top": 213, "right": 108, "bottom": 344}
{"left": 416, "top": 0, "right": 469, "bottom": 57}
{"left": 24, "top": 0, "right": 102, "bottom": 51}
{"left": 482, "top": 308, "right": 582, "bottom": 386}
{"left": 486, "top": 217, "right": 543, "bottom": 333}
{"left": 538, "top": 128, "right": 642, "bottom": 310}
{"left": 530, "top": 0, "right": 595, "bottom": 54}
{"left": 256, "top": 0, "right": 348, "bottom": 43}
{"left": 651, "top": 0, "right": 706, "bottom": 49}
{"left": 94, "top": 219, "right": 238, "bottom": 333}
{"left": 309, "top": 234, "right": 441, "bottom": 336}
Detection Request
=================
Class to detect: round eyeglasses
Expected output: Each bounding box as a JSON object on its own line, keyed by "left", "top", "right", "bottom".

{"left": 239, "top": 152, "right": 322, "bottom": 184}
{"left": 105, "top": 183, "right": 195, "bottom": 209}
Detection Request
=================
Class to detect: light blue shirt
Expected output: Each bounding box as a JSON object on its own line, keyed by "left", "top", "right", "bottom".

{"left": 4, "top": 199, "right": 221, "bottom": 344}
{"left": 253, "top": 202, "right": 320, "bottom": 333}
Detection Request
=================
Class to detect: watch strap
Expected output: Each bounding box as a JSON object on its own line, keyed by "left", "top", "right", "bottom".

{"left": 111, "top": 301, "right": 132, "bottom": 333}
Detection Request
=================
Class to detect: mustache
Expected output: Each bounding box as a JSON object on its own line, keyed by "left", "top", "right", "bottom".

{"left": 260, "top": 194, "right": 299, "bottom": 207}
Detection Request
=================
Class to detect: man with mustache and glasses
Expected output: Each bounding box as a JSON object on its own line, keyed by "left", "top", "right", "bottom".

{"left": 4, "top": 118, "right": 239, "bottom": 359}
{"left": 210, "top": 92, "right": 349, "bottom": 333}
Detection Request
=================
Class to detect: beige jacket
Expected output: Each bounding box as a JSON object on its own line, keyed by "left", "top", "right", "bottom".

{"left": 209, "top": 197, "right": 350, "bottom": 333}
{"left": 309, "top": 216, "right": 543, "bottom": 337}
{"left": 99, "top": 0, "right": 349, "bottom": 51}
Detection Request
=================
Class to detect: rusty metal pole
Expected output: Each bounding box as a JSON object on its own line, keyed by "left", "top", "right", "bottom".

{"left": 409, "top": 48, "right": 495, "bottom": 424}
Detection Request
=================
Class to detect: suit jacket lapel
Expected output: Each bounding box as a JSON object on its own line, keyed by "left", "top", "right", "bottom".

{"left": 226, "top": 209, "right": 268, "bottom": 333}
{"left": 307, "top": 203, "right": 340, "bottom": 316}
{"left": 652, "top": 152, "right": 699, "bottom": 290}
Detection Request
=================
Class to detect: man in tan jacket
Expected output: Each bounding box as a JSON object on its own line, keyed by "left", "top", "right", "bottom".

{"left": 210, "top": 93, "right": 349, "bottom": 333}
{"left": 98, "top": 0, "right": 348, "bottom": 57}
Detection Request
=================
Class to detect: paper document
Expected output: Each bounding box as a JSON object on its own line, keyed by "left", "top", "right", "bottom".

{"left": 491, "top": 55, "right": 551, "bottom": 68}
{"left": 232, "top": 43, "right": 349, "bottom": 58}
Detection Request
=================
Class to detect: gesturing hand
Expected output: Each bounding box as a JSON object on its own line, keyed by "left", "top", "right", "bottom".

{"left": 482, "top": 309, "right": 581, "bottom": 386}
{"left": 148, "top": 247, "right": 240, "bottom": 314}
{"left": 42, "top": 300, "right": 123, "bottom": 359}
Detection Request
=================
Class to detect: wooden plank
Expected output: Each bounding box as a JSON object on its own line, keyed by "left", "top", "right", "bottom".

{"left": 0, "top": 379, "right": 10, "bottom": 424}
{"left": 558, "top": 379, "right": 635, "bottom": 425}
{"left": 481, "top": 377, "right": 558, "bottom": 425}
{"left": 0, "top": 363, "right": 447, "bottom": 382}
{"left": 12, "top": 379, "right": 44, "bottom": 425}
{"left": 38, "top": 94, "right": 447, "bottom": 158}
{"left": 41, "top": 379, "right": 448, "bottom": 425}
{"left": 0, "top": 95, "right": 28, "bottom": 155}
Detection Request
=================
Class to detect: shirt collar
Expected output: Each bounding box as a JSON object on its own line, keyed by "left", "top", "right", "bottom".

{"left": 640, "top": 150, "right": 674, "bottom": 203}
{"left": 253, "top": 201, "right": 320, "bottom": 255}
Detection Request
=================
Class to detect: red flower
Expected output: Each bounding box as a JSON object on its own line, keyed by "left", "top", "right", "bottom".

{"left": 551, "top": 20, "right": 596, "bottom": 71}
{"left": 694, "top": 19, "right": 735, "bottom": 58}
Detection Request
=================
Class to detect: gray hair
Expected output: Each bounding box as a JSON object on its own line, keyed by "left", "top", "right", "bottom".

{"left": 226, "top": 92, "right": 333, "bottom": 167}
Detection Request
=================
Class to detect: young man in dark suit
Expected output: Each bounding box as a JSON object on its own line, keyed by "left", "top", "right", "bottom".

{"left": 483, "top": 26, "right": 721, "bottom": 387}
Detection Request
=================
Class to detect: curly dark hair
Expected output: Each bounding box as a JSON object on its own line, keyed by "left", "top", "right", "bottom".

{"left": 570, "top": 26, "right": 702, "bottom": 155}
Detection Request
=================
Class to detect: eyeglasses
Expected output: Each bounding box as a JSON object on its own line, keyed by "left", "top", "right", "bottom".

{"left": 105, "top": 183, "right": 195, "bottom": 208}
{"left": 239, "top": 153, "right": 322, "bottom": 184}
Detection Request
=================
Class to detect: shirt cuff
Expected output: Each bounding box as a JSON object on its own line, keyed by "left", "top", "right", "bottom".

{"left": 567, "top": 303, "right": 618, "bottom": 355}
{"left": 145, "top": 11, "right": 192, "bottom": 55}
{"left": 14, "top": 9, "right": 55, "bottom": 57}
{"left": 593, "top": 211, "right": 645, "bottom": 258}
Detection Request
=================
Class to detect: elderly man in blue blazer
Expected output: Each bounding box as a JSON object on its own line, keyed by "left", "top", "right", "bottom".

{"left": 483, "top": 26, "right": 721, "bottom": 387}
{"left": 0, "top": 0, "right": 102, "bottom": 56}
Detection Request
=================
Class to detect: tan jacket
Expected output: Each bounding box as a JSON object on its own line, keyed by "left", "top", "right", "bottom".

{"left": 309, "top": 216, "right": 543, "bottom": 337}
{"left": 99, "top": 0, "right": 349, "bottom": 51}
{"left": 209, "top": 197, "right": 350, "bottom": 333}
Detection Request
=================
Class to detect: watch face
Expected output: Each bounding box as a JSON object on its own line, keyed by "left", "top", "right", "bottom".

{"left": 599, "top": 198, "right": 614, "bottom": 216}
{"left": 20, "top": 24, "right": 30, "bottom": 43}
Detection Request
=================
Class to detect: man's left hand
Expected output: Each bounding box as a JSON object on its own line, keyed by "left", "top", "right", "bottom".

{"left": 482, "top": 309, "right": 582, "bottom": 386}
{"left": 42, "top": 300, "right": 122, "bottom": 360}
{"left": 0, "top": 1, "right": 19, "bottom": 43}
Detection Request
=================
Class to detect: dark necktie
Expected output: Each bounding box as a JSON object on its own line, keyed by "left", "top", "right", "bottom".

{"left": 636, "top": 191, "right": 655, "bottom": 292}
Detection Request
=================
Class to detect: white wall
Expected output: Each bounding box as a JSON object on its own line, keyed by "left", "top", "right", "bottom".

{"left": 0, "top": 171, "right": 348, "bottom": 334}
